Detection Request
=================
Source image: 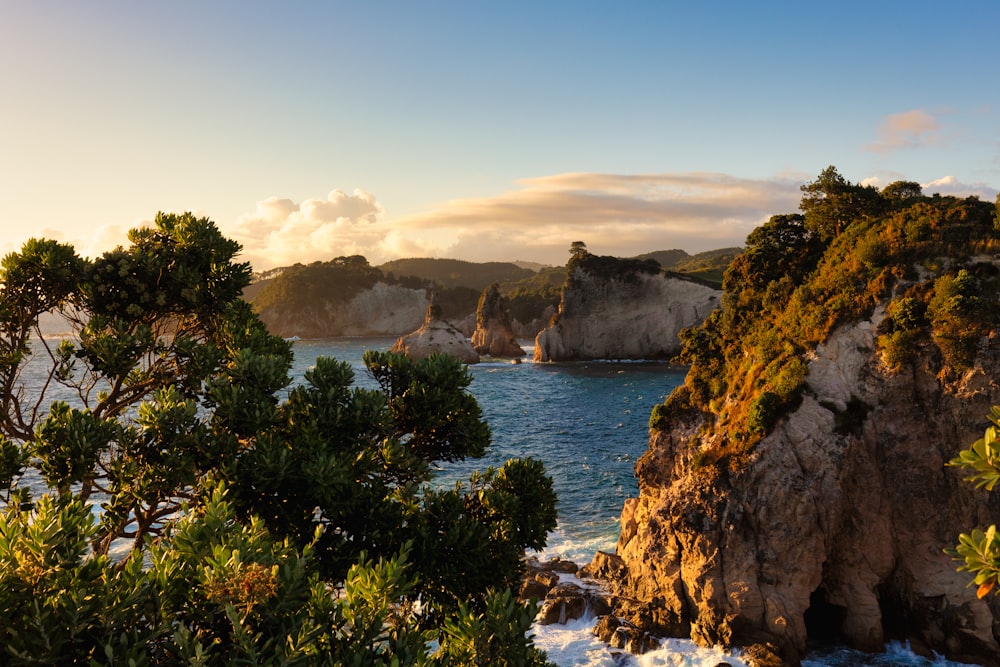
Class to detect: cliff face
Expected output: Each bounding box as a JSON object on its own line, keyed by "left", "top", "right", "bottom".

{"left": 257, "top": 282, "right": 427, "bottom": 338}
{"left": 533, "top": 268, "right": 720, "bottom": 362}
{"left": 605, "top": 311, "right": 1000, "bottom": 665}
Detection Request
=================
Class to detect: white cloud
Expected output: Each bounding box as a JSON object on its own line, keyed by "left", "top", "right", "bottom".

{"left": 922, "top": 175, "right": 998, "bottom": 200}
{"left": 384, "top": 172, "right": 802, "bottom": 265}
{"left": 228, "top": 189, "right": 386, "bottom": 270}
{"left": 866, "top": 109, "right": 943, "bottom": 154}
{"left": 222, "top": 173, "right": 805, "bottom": 270}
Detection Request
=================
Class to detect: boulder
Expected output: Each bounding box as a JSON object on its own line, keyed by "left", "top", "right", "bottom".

{"left": 471, "top": 284, "right": 526, "bottom": 358}
{"left": 391, "top": 298, "right": 479, "bottom": 364}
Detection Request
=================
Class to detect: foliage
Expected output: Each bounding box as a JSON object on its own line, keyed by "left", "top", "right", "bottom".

{"left": 565, "top": 247, "right": 661, "bottom": 285}
{"left": 251, "top": 255, "right": 385, "bottom": 317}
{"left": 0, "top": 214, "right": 558, "bottom": 665}
{"left": 799, "top": 165, "right": 884, "bottom": 241}
{"left": 377, "top": 258, "right": 535, "bottom": 291}
{"left": 947, "top": 406, "right": 1000, "bottom": 599}
{"left": 657, "top": 167, "right": 1000, "bottom": 465}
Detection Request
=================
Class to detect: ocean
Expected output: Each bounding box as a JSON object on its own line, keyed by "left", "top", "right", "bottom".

{"left": 289, "top": 338, "right": 980, "bottom": 667}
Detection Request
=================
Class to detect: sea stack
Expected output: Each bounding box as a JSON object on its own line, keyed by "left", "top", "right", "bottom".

{"left": 391, "top": 294, "right": 480, "bottom": 363}
{"left": 471, "top": 284, "right": 526, "bottom": 358}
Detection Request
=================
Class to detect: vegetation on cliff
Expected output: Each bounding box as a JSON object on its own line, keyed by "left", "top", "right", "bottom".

{"left": 0, "top": 214, "right": 558, "bottom": 665}
{"left": 660, "top": 167, "right": 1000, "bottom": 465}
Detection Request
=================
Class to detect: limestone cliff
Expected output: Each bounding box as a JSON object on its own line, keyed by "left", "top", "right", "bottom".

{"left": 533, "top": 255, "right": 720, "bottom": 362}
{"left": 391, "top": 299, "right": 479, "bottom": 364}
{"left": 257, "top": 282, "right": 427, "bottom": 338}
{"left": 591, "top": 189, "right": 1000, "bottom": 666}
{"left": 471, "top": 284, "right": 526, "bottom": 358}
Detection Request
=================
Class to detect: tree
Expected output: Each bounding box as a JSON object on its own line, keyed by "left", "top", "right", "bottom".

{"left": 568, "top": 241, "right": 588, "bottom": 259}
{"left": 0, "top": 213, "right": 558, "bottom": 665}
{"left": 881, "top": 180, "right": 923, "bottom": 203}
{"left": 799, "top": 165, "right": 884, "bottom": 241}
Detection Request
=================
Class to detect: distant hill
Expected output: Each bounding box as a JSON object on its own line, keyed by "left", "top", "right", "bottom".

{"left": 377, "top": 258, "right": 535, "bottom": 291}
{"left": 631, "top": 247, "right": 742, "bottom": 288}
{"left": 631, "top": 249, "right": 691, "bottom": 269}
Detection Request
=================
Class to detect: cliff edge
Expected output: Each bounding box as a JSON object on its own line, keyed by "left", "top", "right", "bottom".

{"left": 533, "top": 253, "right": 720, "bottom": 362}
{"left": 593, "top": 176, "right": 1000, "bottom": 666}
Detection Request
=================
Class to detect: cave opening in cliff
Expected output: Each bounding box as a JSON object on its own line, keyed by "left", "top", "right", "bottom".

{"left": 804, "top": 587, "right": 847, "bottom": 647}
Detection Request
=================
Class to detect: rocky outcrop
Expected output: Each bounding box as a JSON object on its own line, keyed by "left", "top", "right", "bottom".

{"left": 533, "top": 268, "right": 719, "bottom": 362}
{"left": 391, "top": 299, "right": 479, "bottom": 364}
{"left": 257, "top": 282, "right": 427, "bottom": 338}
{"left": 471, "top": 284, "right": 526, "bottom": 358}
{"left": 600, "top": 312, "right": 1000, "bottom": 665}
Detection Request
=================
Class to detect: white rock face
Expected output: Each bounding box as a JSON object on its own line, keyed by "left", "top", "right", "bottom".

{"left": 339, "top": 283, "right": 428, "bottom": 336}
{"left": 257, "top": 283, "right": 427, "bottom": 338}
{"left": 391, "top": 313, "right": 479, "bottom": 364}
{"left": 533, "top": 270, "right": 720, "bottom": 361}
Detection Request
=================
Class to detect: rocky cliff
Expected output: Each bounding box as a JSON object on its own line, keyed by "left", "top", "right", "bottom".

{"left": 589, "top": 185, "right": 1000, "bottom": 666}
{"left": 257, "top": 282, "right": 427, "bottom": 338}
{"left": 533, "top": 256, "right": 720, "bottom": 362}
{"left": 471, "top": 284, "right": 526, "bottom": 358}
{"left": 599, "top": 314, "right": 1000, "bottom": 664}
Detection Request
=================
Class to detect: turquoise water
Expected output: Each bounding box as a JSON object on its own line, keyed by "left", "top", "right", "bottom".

{"left": 290, "top": 338, "right": 980, "bottom": 667}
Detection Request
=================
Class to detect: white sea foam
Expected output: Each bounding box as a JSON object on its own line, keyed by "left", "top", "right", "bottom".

{"left": 533, "top": 614, "right": 750, "bottom": 667}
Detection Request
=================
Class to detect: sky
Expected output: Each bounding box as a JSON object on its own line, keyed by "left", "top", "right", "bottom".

{"left": 2, "top": 1, "right": 999, "bottom": 271}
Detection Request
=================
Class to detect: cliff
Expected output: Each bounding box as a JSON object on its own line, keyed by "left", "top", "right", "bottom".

{"left": 257, "top": 282, "right": 428, "bottom": 338}
{"left": 591, "top": 179, "right": 1000, "bottom": 666}
{"left": 603, "top": 315, "right": 1000, "bottom": 664}
{"left": 533, "top": 255, "right": 720, "bottom": 362}
{"left": 471, "top": 284, "right": 526, "bottom": 358}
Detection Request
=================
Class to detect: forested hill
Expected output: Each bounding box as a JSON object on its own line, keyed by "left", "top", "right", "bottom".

{"left": 665, "top": 168, "right": 1000, "bottom": 453}
{"left": 376, "top": 258, "right": 535, "bottom": 290}
{"left": 632, "top": 247, "right": 742, "bottom": 287}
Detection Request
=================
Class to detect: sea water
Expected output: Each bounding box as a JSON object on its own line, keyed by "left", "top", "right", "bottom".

{"left": 289, "top": 338, "right": 979, "bottom": 667}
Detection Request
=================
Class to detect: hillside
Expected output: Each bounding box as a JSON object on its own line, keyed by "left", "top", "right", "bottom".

{"left": 632, "top": 247, "right": 741, "bottom": 287}
{"left": 597, "top": 168, "right": 1000, "bottom": 665}
{"left": 244, "top": 250, "right": 739, "bottom": 338}
{"left": 377, "top": 258, "right": 535, "bottom": 290}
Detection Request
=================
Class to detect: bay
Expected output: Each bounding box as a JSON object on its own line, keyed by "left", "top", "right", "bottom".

{"left": 291, "top": 338, "right": 978, "bottom": 667}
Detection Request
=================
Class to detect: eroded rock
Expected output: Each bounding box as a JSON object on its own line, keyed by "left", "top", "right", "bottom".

{"left": 471, "top": 284, "right": 526, "bottom": 358}
{"left": 599, "top": 313, "right": 1000, "bottom": 666}
{"left": 391, "top": 298, "right": 479, "bottom": 363}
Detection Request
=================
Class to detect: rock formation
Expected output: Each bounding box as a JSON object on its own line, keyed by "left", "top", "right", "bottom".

{"left": 391, "top": 297, "right": 479, "bottom": 364}
{"left": 594, "top": 310, "right": 1000, "bottom": 666}
{"left": 471, "top": 284, "right": 526, "bottom": 358}
{"left": 533, "top": 258, "right": 720, "bottom": 362}
{"left": 256, "top": 282, "right": 427, "bottom": 338}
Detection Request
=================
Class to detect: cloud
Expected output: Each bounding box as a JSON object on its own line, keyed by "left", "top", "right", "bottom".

{"left": 223, "top": 173, "right": 803, "bottom": 270}
{"left": 921, "top": 175, "right": 998, "bottom": 200}
{"left": 385, "top": 173, "right": 803, "bottom": 265}
{"left": 228, "top": 189, "right": 386, "bottom": 270}
{"left": 867, "top": 109, "right": 943, "bottom": 154}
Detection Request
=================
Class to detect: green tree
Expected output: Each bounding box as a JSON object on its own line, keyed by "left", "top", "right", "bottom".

{"left": 881, "top": 180, "right": 923, "bottom": 203}
{"left": 0, "top": 213, "right": 557, "bottom": 665}
{"left": 799, "top": 165, "right": 884, "bottom": 241}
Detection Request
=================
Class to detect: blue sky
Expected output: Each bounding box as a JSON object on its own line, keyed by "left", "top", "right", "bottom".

{"left": 2, "top": 1, "right": 998, "bottom": 270}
